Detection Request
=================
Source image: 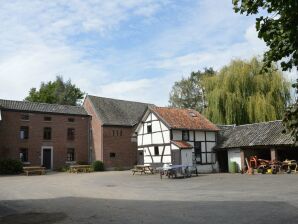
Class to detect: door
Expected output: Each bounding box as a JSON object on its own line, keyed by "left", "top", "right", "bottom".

{"left": 171, "top": 150, "right": 181, "bottom": 165}
{"left": 138, "top": 150, "right": 144, "bottom": 165}
{"left": 42, "top": 148, "right": 52, "bottom": 169}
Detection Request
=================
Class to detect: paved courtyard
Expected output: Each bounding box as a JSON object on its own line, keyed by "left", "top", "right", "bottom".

{"left": 0, "top": 171, "right": 298, "bottom": 224}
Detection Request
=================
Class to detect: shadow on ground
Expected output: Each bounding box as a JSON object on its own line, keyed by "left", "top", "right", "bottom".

{"left": 0, "top": 197, "right": 297, "bottom": 224}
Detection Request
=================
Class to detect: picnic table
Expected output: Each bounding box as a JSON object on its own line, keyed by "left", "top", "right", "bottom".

{"left": 69, "top": 165, "right": 92, "bottom": 173}
{"left": 131, "top": 165, "right": 154, "bottom": 175}
{"left": 23, "top": 166, "right": 46, "bottom": 176}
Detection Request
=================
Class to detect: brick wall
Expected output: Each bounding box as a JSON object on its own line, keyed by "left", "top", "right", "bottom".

{"left": 83, "top": 98, "right": 103, "bottom": 162}
{"left": 0, "top": 110, "right": 90, "bottom": 169}
{"left": 102, "top": 126, "right": 137, "bottom": 169}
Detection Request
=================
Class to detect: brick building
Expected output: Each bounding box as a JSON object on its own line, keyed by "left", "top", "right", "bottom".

{"left": 0, "top": 99, "right": 90, "bottom": 170}
{"left": 83, "top": 95, "right": 151, "bottom": 169}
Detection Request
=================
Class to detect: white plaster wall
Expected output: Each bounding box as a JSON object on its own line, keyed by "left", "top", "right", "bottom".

{"left": 172, "top": 130, "right": 182, "bottom": 140}
{"left": 138, "top": 147, "right": 143, "bottom": 151}
{"left": 145, "top": 113, "right": 152, "bottom": 122}
{"left": 152, "top": 132, "right": 164, "bottom": 144}
{"left": 151, "top": 113, "right": 158, "bottom": 120}
{"left": 181, "top": 149, "right": 193, "bottom": 166}
{"left": 163, "top": 130, "right": 170, "bottom": 143}
{"left": 189, "top": 131, "right": 194, "bottom": 141}
{"left": 164, "top": 146, "right": 171, "bottom": 155}
{"left": 137, "top": 136, "right": 142, "bottom": 146}
{"left": 171, "top": 144, "right": 179, "bottom": 150}
{"left": 142, "top": 134, "right": 151, "bottom": 145}
{"left": 160, "top": 122, "right": 168, "bottom": 131}
{"left": 228, "top": 149, "right": 242, "bottom": 172}
{"left": 206, "top": 142, "right": 216, "bottom": 152}
{"left": 195, "top": 131, "right": 205, "bottom": 141}
{"left": 152, "top": 120, "right": 161, "bottom": 132}
{"left": 162, "top": 155, "right": 171, "bottom": 163}
{"left": 206, "top": 132, "right": 216, "bottom": 141}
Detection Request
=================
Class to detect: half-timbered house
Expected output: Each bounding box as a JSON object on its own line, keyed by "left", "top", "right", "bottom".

{"left": 135, "top": 107, "right": 220, "bottom": 173}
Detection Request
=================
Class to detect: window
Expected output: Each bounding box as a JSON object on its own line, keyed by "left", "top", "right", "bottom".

{"left": 43, "top": 127, "right": 52, "bottom": 140}
{"left": 154, "top": 146, "right": 159, "bottom": 156}
{"left": 182, "top": 130, "right": 189, "bottom": 141}
{"left": 67, "top": 148, "right": 75, "bottom": 161}
{"left": 147, "top": 124, "right": 152, "bottom": 133}
{"left": 21, "top": 114, "right": 29, "bottom": 121}
{"left": 194, "top": 141, "right": 215, "bottom": 164}
{"left": 44, "top": 116, "right": 52, "bottom": 121}
{"left": 19, "top": 148, "right": 28, "bottom": 162}
{"left": 112, "top": 129, "right": 123, "bottom": 136}
{"left": 67, "top": 128, "right": 75, "bottom": 140}
{"left": 20, "top": 126, "right": 29, "bottom": 139}
{"left": 110, "top": 152, "right": 116, "bottom": 158}
{"left": 68, "top": 118, "right": 75, "bottom": 122}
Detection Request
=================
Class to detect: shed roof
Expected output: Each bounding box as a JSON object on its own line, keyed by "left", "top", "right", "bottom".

{"left": 0, "top": 99, "right": 88, "bottom": 116}
{"left": 151, "top": 107, "right": 219, "bottom": 131}
{"left": 86, "top": 95, "right": 153, "bottom": 126}
{"left": 216, "top": 120, "right": 294, "bottom": 149}
{"left": 171, "top": 140, "right": 193, "bottom": 149}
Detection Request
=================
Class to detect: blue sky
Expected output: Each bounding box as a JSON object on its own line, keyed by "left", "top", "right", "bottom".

{"left": 0, "top": 0, "right": 295, "bottom": 105}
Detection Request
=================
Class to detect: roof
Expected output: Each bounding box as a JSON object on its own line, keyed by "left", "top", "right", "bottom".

{"left": 86, "top": 95, "right": 153, "bottom": 126}
{"left": 0, "top": 99, "right": 88, "bottom": 116}
{"left": 151, "top": 107, "right": 219, "bottom": 131}
{"left": 171, "top": 140, "right": 193, "bottom": 149}
{"left": 216, "top": 120, "right": 294, "bottom": 149}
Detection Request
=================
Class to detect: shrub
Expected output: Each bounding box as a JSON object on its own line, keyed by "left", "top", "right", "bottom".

{"left": 0, "top": 159, "right": 23, "bottom": 174}
{"left": 92, "top": 160, "right": 104, "bottom": 172}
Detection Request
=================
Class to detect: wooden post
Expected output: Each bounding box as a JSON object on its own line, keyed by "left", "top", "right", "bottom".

{"left": 240, "top": 149, "right": 245, "bottom": 170}
{"left": 270, "top": 148, "right": 278, "bottom": 161}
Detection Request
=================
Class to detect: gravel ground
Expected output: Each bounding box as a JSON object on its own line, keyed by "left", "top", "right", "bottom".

{"left": 0, "top": 171, "right": 298, "bottom": 224}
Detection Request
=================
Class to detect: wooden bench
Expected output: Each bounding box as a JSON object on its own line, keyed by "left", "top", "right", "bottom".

{"left": 131, "top": 165, "right": 153, "bottom": 175}
{"left": 23, "top": 166, "right": 46, "bottom": 176}
{"left": 69, "top": 165, "right": 92, "bottom": 173}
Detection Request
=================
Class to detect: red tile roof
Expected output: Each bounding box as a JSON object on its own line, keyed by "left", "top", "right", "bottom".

{"left": 151, "top": 107, "right": 219, "bottom": 131}
{"left": 171, "top": 140, "right": 193, "bottom": 149}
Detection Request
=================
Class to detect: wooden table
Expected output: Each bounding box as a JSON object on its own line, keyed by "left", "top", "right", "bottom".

{"left": 23, "top": 166, "right": 46, "bottom": 176}
{"left": 131, "top": 165, "right": 153, "bottom": 175}
{"left": 69, "top": 165, "right": 92, "bottom": 173}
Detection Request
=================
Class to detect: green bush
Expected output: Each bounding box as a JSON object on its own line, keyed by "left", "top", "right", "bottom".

{"left": 92, "top": 160, "right": 104, "bottom": 172}
{"left": 0, "top": 159, "right": 23, "bottom": 174}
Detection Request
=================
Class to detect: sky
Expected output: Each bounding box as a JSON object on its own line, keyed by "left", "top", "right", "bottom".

{"left": 0, "top": 0, "right": 296, "bottom": 106}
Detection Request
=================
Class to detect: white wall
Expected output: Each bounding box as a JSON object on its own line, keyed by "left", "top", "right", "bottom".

{"left": 228, "top": 149, "right": 242, "bottom": 172}
{"left": 181, "top": 149, "right": 193, "bottom": 166}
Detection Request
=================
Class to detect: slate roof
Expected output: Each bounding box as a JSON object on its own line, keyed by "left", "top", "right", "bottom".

{"left": 86, "top": 95, "right": 153, "bottom": 126}
{"left": 0, "top": 99, "right": 88, "bottom": 116}
{"left": 216, "top": 120, "right": 294, "bottom": 149}
{"left": 151, "top": 107, "right": 219, "bottom": 131}
{"left": 171, "top": 140, "right": 193, "bottom": 149}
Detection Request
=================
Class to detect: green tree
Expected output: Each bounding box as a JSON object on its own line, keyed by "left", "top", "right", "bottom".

{"left": 25, "top": 76, "right": 84, "bottom": 106}
{"left": 283, "top": 80, "right": 298, "bottom": 142}
{"left": 233, "top": 0, "right": 298, "bottom": 71}
{"left": 169, "top": 68, "right": 215, "bottom": 112}
{"left": 203, "top": 58, "right": 291, "bottom": 125}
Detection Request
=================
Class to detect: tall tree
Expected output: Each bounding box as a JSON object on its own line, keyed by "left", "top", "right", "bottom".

{"left": 233, "top": 0, "right": 298, "bottom": 71}
{"left": 169, "top": 68, "right": 215, "bottom": 112}
{"left": 25, "top": 76, "right": 84, "bottom": 106}
{"left": 203, "top": 58, "right": 291, "bottom": 125}
{"left": 283, "top": 79, "right": 298, "bottom": 142}
{"left": 233, "top": 0, "right": 298, "bottom": 140}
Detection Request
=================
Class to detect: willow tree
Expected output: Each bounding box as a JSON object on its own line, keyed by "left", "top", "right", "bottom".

{"left": 203, "top": 58, "right": 291, "bottom": 125}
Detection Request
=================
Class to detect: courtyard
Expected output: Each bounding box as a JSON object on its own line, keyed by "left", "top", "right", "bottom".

{"left": 0, "top": 171, "right": 298, "bottom": 224}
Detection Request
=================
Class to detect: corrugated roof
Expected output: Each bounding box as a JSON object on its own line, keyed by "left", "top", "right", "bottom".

{"left": 151, "top": 107, "right": 219, "bottom": 131}
{"left": 87, "top": 95, "right": 153, "bottom": 126}
{"left": 171, "top": 140, "right": 193, "bottom": 149}
{"left": 216, "top": 120, "right": 294, "bottom": 149}
{"left": 0, "top": 99, "right": 88, "bottom": 116}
